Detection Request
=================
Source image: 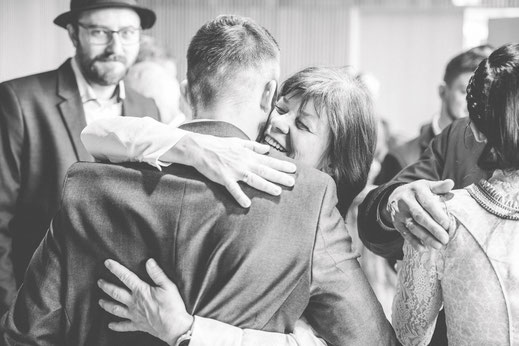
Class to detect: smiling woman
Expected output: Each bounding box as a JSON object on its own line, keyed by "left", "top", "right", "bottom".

{"left": 264, "top": 66, "right": 377, "bottom": 214}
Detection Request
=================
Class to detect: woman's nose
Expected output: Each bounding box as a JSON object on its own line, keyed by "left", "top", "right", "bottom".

{"left": 271, "top": 114, "right": 290, "bottom": 134}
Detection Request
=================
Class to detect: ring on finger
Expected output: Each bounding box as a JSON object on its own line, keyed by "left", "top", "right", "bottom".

{"left": 242, "top": 171, "right": 250, "bottom": 183}
{"left": 404, "top": 217, "right": 414, "bottom": 230}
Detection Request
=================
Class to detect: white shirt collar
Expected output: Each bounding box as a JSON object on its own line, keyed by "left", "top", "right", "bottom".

{"left": 431, "top": 113, "right": 442, "bottom": 136}
{"left": 70, "top": 57, "right": 125, "bottom": 103}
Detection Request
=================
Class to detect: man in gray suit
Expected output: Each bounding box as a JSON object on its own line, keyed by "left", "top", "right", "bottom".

{"left": 1, "top": 15, "right": 394, "bottom": 346}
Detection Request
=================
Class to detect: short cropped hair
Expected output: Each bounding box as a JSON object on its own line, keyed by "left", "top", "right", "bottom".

{"left": 186, "top": 15, "right": 280, "bottom": 112}
{"left": 279, "top": 67, "right": 376, "bottom": 214}
{"left": 467, "top": 43, "right": 519, "bottom": 170}
{"left": 443, "top": 46, "right": 491, "bottom": 86}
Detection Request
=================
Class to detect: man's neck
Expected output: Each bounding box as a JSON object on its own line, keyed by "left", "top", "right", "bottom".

{"left": 438, "top": 106, "right": 453, "bottom": 132}
{"left": 194, "top": 103, "right": 262, "bottom": 140}
{"left": 88, "top": 83, "right": 118, "bottom": 102}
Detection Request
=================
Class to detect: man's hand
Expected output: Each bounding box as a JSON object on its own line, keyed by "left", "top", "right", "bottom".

{"left": 386, "top": 179, "right": 454, "bottom": 250}
{"left": 98, "top": 259, "right": 192, "bottom": 346}
{"left": 175, "top": 133, "right": 296, "bottom": 208}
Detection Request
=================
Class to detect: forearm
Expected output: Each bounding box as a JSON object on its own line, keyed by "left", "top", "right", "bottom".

{"left": 357, "top": 129, "right": 450, "bottom": 259}
{"left": 190, "top": 317, "right": 326, "bottom": 346}
{"left": 392, "top": 242, "right": 442, "bottom": 346}
{"left": 357, "top": 182, "right": 404, "bottom": 260}
{"left": 81, "top": 116, "right": 187, "bottom": 169}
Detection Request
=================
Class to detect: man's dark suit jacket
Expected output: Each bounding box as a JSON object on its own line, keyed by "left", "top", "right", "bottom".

{"left": 358, "top": 117, "right": 489, "bottom": 260}
{"left": 1, "top": 121, "right": 395, "bottom": 346}
{"left": 375, "top": 122, "right": 436, "bottom": 185}
{"left": 0, "top": 59, "right": 159, "bottom": 314}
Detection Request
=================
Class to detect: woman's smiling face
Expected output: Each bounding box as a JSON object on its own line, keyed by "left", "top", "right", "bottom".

{"left": 263, "top": 93, "right": 331, "bottom": 170}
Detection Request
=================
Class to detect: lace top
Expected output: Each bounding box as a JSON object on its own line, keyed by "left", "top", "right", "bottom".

{"left": 393, "top": 172, "right": 519, "bottom": 346}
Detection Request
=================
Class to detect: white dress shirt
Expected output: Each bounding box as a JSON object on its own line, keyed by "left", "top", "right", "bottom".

{"left": 71, "top": 57, "right": 125, "bottom": 125}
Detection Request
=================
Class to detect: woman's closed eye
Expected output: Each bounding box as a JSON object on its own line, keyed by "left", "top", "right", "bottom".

{"left": 275, "top": 105, "right": 288, "bottom": 115}
{"left": 296, "top": 119, "right": 313, "bottom": 133}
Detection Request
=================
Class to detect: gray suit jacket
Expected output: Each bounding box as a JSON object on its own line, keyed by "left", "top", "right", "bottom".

{"left": 1, "top": 121, "right": 395, "bottom": 346}
{"left": 0, "top": 59, "right": 159, "bottom": 314}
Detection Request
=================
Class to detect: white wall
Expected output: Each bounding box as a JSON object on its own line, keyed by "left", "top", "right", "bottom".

{"left": 0, "top": 0, "right": 73, "bottom": 81}
{"left": 357, "top": 8, "right": 464, "bottom": 138}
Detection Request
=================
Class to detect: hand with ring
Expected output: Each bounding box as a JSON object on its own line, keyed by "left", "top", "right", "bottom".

{"left": 386, "top": 179, "right": 454, "bottom": 250}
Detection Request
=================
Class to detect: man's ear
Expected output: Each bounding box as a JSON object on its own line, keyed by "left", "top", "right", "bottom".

{"left": 438, "top": 82, "right": 447, "bottom": 100}
{"left": 180, "top": 79, "right": 193, "bottom": 108}
{"left": 260, "top": 80, "right": 277, "bottom": 113}
{"left": 66, "top": 23, "right": 79, "bottom": 48}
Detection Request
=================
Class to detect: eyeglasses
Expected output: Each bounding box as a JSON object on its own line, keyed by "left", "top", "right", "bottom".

{"left": 77, "top": 23, "right": 141, "bottom": 45}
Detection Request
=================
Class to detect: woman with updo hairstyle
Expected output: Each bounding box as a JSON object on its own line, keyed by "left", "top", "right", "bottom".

{"left": 393, "top": 43, "right": 519, "bottom": 346}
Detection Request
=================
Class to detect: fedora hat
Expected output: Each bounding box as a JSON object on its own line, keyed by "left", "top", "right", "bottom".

{"left": 54, "top": 0, "right": 156, "bottom": 29}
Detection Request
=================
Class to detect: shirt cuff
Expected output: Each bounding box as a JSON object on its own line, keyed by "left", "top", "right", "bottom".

{"left": 125, "top": 118, "right": 187, "bottom": 170}
{"left": 376, "top": 200, "right": 397, "bottom": 232}
{"left": 190, "top": 316, "right": 242, "bottom": 346}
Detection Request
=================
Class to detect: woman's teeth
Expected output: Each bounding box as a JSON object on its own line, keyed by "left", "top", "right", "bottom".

{"left": 264, "top": 135, "right": 287, "bottom": 153}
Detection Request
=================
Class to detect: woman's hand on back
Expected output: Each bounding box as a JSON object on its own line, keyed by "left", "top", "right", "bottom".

{"left": 98, "top": 259, "right": 192, "bottom": 346}
{"left": 171, "top": 133, "right": 297, "bottom": 208}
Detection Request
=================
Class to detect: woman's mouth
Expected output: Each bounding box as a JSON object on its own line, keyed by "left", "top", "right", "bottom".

{"left": 264, "top": 135, "right": 287, "bottom": 153}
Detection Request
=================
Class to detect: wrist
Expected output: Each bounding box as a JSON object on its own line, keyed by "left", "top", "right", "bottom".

{"left": 169, "top": 314, "right": 194, "bottom": 346}
{"left": 164, "top": 132, "right": 200, "bottom": 168}
{"left": 378, "top": 189, "right": 397, "bottom": 231}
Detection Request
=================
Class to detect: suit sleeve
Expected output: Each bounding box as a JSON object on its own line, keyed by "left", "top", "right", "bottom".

{"left": 357, "top": 125, "right": 450, "bottom": 260}
{"left": 0, "top": 82, "right": 23, "bottom": 315}
{"left": 304, "top": 177, "right": 397, "bottom": 346}
{"left": 0, "top": 216, "right": 68, "bottom": 345}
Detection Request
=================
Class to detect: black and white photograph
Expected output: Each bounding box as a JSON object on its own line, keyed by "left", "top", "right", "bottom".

{"left": 0, "top": 0, "right": 518, "bottom": 345}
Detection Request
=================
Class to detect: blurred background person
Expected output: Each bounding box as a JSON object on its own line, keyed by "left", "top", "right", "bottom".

{"left": 355, "top": 71, "right": 403, "bottom": 184}
{"left": 126, "top": 35, "right": 186, "bottom": 125}
{"left": 375, "top": 45, "right": 492, "bottom": 185}
{"left": 0, "top": 0, "right": 159, "bottom": 316}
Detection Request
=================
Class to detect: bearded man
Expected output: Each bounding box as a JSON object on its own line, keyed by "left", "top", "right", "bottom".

{"left": 0, "top": 0, "right": 160, "bottom": 315}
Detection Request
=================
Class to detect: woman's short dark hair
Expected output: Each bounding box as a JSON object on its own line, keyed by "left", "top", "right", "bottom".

{"left": 467, "top": 43, "right": 519, "bottom": 170}
{"left": 279, "top": 67, "right": 376, "bottom": 214}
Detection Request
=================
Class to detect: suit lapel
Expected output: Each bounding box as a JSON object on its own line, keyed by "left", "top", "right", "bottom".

{"left": 122, "top": 90, "right": 136, "bottom": 117}
{"left": 57, "top": 59, "right": 93, "bottom": 161}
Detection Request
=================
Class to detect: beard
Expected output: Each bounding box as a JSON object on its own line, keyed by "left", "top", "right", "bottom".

{"left": 77, "top": 48, "right": 130, "bottom": 86}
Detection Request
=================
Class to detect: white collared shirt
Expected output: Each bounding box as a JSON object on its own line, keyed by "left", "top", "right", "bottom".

{"left": 71, "top": 57, "right": 125, "bottom": 125}
{"left": 431, "top": 113, "right": 442, "bottom": 136}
